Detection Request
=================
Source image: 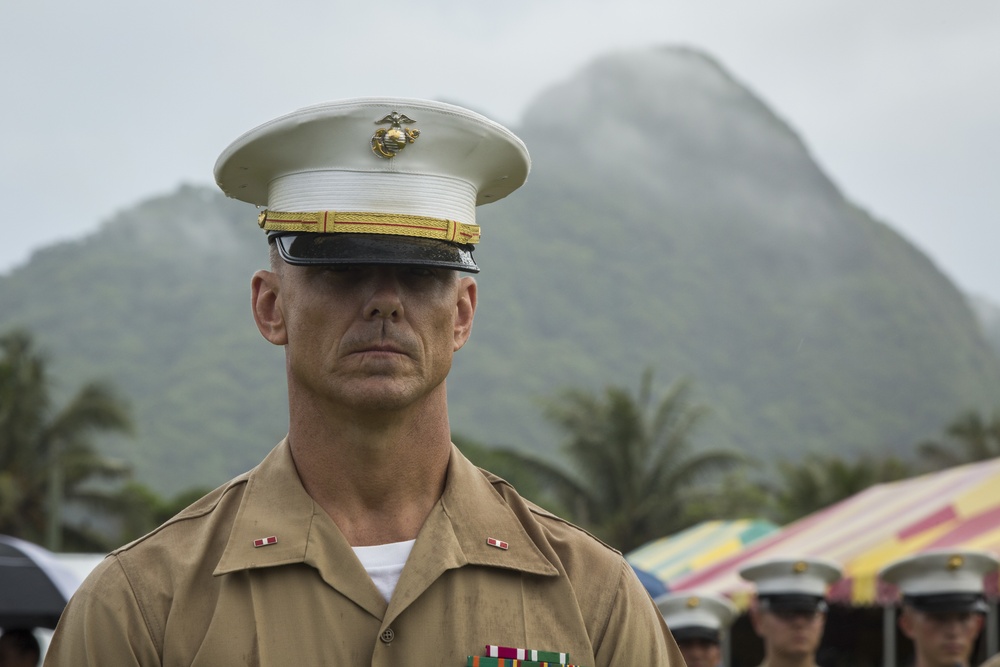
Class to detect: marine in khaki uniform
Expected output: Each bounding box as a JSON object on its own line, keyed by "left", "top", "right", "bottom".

{"left": 739, "top": 557, "right": 842, "bottom": 667}
{"left": 43, "top": 98, "right": 685, "bottom": 666}
{"left": 879, "top": 550, "right": 1000, "bottom": 667}
{"left": 656, "top": 592, "right": 736, "bottom": 667}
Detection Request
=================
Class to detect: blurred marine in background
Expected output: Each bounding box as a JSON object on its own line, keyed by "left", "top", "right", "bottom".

{"left": 740, "top": 557, "right": 842, "bottom": 667}
{"left": 0, "top": 629, "right": 40, "bottom": 667}
{"left": 657, "top": 592, "right": 736, "bottom": 667}
{"left": 880, "top": 550, "right": 999, "bottom": 667}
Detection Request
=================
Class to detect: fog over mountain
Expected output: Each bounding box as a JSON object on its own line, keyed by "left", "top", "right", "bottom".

{"left": 3, "top": 47, "right": 998, "bottom": 494}
{"left": 461, "top": 46, "right": 1000, "bottom": 459}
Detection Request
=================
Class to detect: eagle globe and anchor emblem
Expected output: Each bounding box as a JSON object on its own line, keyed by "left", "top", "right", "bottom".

{"left": 371, "top": 111, "right": 420, "bottom": 158}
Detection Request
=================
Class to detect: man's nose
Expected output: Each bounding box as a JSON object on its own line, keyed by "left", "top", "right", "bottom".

{"left": 364, "top": 270, "right": 403, "bottom": 320}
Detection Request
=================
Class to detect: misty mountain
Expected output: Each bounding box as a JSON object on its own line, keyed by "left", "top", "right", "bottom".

{"left": 969, "top": 296, "right": 1000, "bottom": 360}
{"left": 461, "top": 46, "right": 1000, "bottom": 465}
{"left": 2, "top": 46, "right": 998, "bottom": 495}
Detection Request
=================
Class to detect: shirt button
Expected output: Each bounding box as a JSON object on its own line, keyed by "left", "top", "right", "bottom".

{"left": 380, "top": 628, "right": 395, "bottom": 644}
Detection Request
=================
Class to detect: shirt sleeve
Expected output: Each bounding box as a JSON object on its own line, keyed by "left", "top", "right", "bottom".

{"left": 44, "top": 556, "right": 161, "bottom": 666}
{"left": 593, "top": 557, "right": 686, "bottom": 666}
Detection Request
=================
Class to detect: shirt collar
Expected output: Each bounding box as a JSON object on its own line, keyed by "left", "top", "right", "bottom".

{"left": 435, "top": 444, "right": 558, "bottom": 576}
{"left": 215, "top": 438, "right": 317, "bottom": 575}
{"left": 216, "top": 439, "right": 558, "bottom": 578}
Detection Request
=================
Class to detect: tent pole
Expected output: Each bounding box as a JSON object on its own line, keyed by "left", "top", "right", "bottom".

{"left": 883, "top": 604, "right": 896, "bottom": 667}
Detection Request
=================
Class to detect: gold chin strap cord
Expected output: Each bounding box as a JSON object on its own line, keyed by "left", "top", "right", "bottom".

{"left": 258, "top": 210, "right": 481, "bottom": 245}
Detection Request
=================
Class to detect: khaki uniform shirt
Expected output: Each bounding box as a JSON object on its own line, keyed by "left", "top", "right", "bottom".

{"left": 46, "top": 440, "right": 683, "bottom": 666}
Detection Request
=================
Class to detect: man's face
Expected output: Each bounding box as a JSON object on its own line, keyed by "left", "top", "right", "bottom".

{"left": 677, "top": 638, "right": 721, "bottom": 667}
{"left": 751, "top": 607, "right": 826, "bottom": 661}
{"left": 254, "top": 263, "right": 476, "bottom": 413}
{"left": 899, "top": 608, "right": 983, "bottom": 667}
{"left": 0, "top": 634, "right": 38, "bottom": 667}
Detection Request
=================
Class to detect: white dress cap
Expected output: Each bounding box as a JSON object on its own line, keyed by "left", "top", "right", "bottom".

{"left": 739, "top": 557, "right": 842, "bottom": 598}
{"left": 878, "top": 550, "right": 999, "bottom": 611}
{"left": 655, "top": 592, "right": 736, "bottom": 642}
{"left": 213, "top": 97, "right": 531, "bottom": 272}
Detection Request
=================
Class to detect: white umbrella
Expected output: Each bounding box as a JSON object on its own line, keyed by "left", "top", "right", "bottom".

{"left": 0, "top": 534, "right": 86, "bottom": 629}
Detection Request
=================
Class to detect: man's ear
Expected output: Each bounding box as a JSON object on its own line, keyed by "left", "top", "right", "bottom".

{"left": 453, "top": 276, "right": 477, "bottom": 351}
{"left": 972, "top": 613, "right": 984, "bottom": 635}
{"left": 897, "top": 608, "right": 915, "bottom": 640}
{"left": 252, "top": 269, "right": 287, "bottom": 345}
{"left": 749, "top": 608, "right": 765, "bottom": 637}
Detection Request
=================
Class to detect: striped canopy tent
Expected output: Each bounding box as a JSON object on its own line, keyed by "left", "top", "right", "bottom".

{"left": 668, "top": 457, "right": 1000, "bottom": 610}
{"left": 626, "top": 519, "right": 779, "bottom": 588}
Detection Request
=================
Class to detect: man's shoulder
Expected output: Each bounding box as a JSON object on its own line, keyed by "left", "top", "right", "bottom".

{"left": 475, "top": 467, "right": 626, "bottom": 571}
{"left": 110, "top": 470, "right": 251, "bottom": 562}
{"left": 470, "top": 465, "right": 680, "bottom": 663}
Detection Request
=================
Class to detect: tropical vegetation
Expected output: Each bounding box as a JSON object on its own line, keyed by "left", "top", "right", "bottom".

{"left": 465, "top": 370, "right": 742, "bottom": 552}
{"left": 918, "top": 409, "right": 1000, "bottom": 469}
{"left": 2, "top": 326, "right": 998, "bottom": 553}
{"left": 0, "top": 329, "right": 132, "bottom": 550}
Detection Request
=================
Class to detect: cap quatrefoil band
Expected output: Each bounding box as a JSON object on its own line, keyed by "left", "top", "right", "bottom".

{"left": 258, "top": 210, "right": 481, "bottom": 245}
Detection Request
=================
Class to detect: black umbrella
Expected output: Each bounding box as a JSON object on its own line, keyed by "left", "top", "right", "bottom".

{"left": 0, "top": 534, "right": 83, "bottom": 630}
{"left": 631, "top": 564, "right": 669, "bottom": 599}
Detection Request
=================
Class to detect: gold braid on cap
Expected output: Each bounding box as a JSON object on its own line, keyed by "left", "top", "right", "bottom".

{"left": 258, "top": 210, "right": 480, "bottom": 245}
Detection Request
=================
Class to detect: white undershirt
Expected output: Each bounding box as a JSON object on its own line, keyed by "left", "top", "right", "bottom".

{"left": 351, "top": 539, "right": 416, "bottom": 603}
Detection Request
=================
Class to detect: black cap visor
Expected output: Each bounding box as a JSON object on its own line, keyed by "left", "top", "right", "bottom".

{"left": 272, "top": 232, "right": 479, "bottom": 273}
{"left": 904, "top": 593, "right": 987, "bottom": 614}
{"left": 760, "top": 594, "right": 828, "bottom": 613}
{"left": 671, "top": 626, "right": 721, "bottom": 644}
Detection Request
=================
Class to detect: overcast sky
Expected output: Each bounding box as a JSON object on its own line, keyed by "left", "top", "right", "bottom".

{"left": 3, "top": 1, "right": 999, "bottom": 303}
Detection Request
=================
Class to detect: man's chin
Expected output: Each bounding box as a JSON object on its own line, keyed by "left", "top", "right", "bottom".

{"left": 336, "top": 377, "right": 436, "bottom": 410}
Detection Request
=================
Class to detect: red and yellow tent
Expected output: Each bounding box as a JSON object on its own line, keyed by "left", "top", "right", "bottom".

{"left": 669, "top": 456, "right": 1000, "bottom": 609}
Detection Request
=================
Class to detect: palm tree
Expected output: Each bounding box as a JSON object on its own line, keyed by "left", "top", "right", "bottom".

{"left": 453, "top": 434, "right": 560, "bottom": 511}
{"left": 491, "top": 369, "right": 741, "bottom": 552}
{"left": 0, "top": 329, "right": 133, "bottom": 550}
{"left": 769, "top": 453, "right": 911, "bottom": 524}
{"left": 107, "top": 481, "right": 214, "bottom": 543}
{"left": 918, "top": 409, "right": 1000, "bottom": 470}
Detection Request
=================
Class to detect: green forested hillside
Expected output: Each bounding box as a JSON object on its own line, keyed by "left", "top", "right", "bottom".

{"left": 0, "top": 187, "right": 287, "bottom": 492}
{"left": 451, "top": 47, "right": 1000, "bottom": 465}
{"left": 2, "top": 46, "right": 998, "bottom": 494}
{"left": 970, "top": 296, "right": 1000, "bottom": 359}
